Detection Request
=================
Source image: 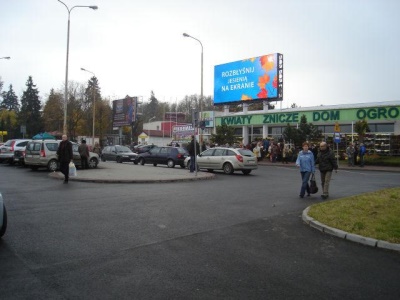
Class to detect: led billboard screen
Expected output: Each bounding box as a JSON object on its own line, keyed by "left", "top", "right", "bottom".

{"left": 112, "top": 96, "right": 137, "bottom": 127}
{"left": 214, "top": 53, "right": 283, "bottom": 105}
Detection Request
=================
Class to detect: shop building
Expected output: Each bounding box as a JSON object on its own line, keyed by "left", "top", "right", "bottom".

{"left": 214, "top": 101, "right": 400, "bottom": 155}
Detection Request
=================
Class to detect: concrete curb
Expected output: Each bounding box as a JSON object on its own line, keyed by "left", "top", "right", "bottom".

{"left": 302, "top": 206, "right": 400, "bottom": 253}
{"left": 49, "top": 170, "right": 215, "bottom": 184}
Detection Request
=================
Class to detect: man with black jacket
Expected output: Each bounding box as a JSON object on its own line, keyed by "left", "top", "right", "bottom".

{"left": 187, "top": 135, "right": 200, "bottom": 173}
{"left": 57, "top": 135, "right": 73, "bottom": 184}
{"left": 315, "top": 142, "right": 338, "bottom": 199}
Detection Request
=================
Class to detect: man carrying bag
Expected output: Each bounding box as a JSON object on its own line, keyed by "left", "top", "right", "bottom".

{"left": 57, "top": 135, "right": 73, "bottom": 184}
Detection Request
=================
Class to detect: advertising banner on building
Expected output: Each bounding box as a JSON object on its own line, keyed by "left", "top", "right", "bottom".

{"left": 112, "top": 96, "right": 137, "bottom": 127}
{"left": 172, "top": 124, "right": 196, "bottom": 143}
{"left": 214, "top": 53, "right": 283, "bottom": 105}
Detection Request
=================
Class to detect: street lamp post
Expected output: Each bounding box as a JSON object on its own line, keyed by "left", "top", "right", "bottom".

{"left": 0, "top": 57, "right": 11, "bottom": 60}
{"left": 58, "top": 0, "right": 98, "bottom": 135}
{"left": 183, "top": 32, "right": 203, "bottom": 144}
{"left": 148, "top": 116, "right": 156, "bottom": 144}
{"left": 81, "top": 68, "right": 96, "bottom": 147}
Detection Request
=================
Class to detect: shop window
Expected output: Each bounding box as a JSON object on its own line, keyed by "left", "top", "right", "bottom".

{"left": 376, "top": 124, "right": 394, "bottom": 133}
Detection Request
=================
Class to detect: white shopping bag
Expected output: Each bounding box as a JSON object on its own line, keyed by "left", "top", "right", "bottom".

{"left": 69, "top": 162, "right": 77, "bottom": 177}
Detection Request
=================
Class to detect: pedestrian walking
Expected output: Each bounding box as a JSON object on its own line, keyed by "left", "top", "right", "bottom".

{"left": 315, "top": 142, "right": 338, "bottom": 199}
{"left": 282, "top": 144, "right": 290, "bottom": 164}
{"left": 56, "top": 134, "right": 73, "bottom": 184}
{"left": 78, "top": 140, "right": 90, "bottom": 169}
{"left": 359, "top": 143, "right": 366, "bottom": 167}
{"left": 346, "top": 143, "right": 355, "bottom": 166}
{"left": 92, "top": 142, "right": 102, "bottom": 156}
{"left": 296, "top": 142, "right": 315, "bottom": 198}
{"left": 253, "top": 142, "right": 262, "bottom": 162}
{"left": 187, "top": 135, "right": 200, "bottom": 173}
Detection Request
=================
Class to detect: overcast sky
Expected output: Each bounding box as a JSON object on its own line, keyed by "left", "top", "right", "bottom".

{"left": 1, "top": 0, "right": 399, "bottom": 108}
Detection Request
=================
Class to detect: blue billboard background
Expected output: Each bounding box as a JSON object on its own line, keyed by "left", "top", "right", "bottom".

{"left": 214, "top": 53, "right": 283, "bottom": 105}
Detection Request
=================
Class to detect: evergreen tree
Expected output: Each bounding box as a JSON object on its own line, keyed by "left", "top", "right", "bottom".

{"left": 84, "top": 76, "right": 102, "bottom": 136}
{"left": 354, "top": 119, "right": 370, "bottom": 143}
{"left": 210, "top": 124, "right": 238, "bottom": 146}
{"left": 144, "top": 91, "right": 159, "bottom": 120}
{"left": 297, "top": 114, "right": 322, "bottom": 144}
{"left": 19, "top": 76, "right": 43, "bottom": 137}
{"left": 1, "top": 84, "right": 19, "bottom": 111}
{"left": 283, "top": 123, "right": 300, "bottom": 146}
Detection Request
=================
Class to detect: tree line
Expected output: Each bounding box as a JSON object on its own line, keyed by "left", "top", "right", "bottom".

{"left": 2, "top": 75, "right": 342, "bottom": 147}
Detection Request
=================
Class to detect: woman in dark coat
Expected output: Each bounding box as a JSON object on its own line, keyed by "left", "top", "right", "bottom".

{"left": 57, "top": 135, "right": 73, "bottom": 183}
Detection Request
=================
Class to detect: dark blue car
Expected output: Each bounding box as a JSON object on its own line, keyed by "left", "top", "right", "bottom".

{"left": 137, "top": 146, "right": 188, "bottom": 168}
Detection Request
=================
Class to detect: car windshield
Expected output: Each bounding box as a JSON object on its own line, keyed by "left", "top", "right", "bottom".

{"left": 116, "top": 146, "right": 132, "bottom": 152}
{"left": 238, "top": 149, "right": 254, "bottom": 157}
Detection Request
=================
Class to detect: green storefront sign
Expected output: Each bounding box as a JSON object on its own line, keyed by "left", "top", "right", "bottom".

{"left": 217, "top": 106, "right": 400, "bottom": 126}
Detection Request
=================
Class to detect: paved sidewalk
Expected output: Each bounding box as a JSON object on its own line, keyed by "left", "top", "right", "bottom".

{"left": 49, "top": 161, "right": 215, "bottom": 183}
{"left": 257, "top": 159, "right": 400, "bottom": 173}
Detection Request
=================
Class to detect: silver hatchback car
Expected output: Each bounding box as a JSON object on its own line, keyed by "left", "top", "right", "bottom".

{"left": 186, "top": 147, "right": 258, "bottom": 175}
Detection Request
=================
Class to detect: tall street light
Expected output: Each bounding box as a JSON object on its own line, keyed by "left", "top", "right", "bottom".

{"left": 81, "top": 68, "right": 96, "bottom": 147}
{"left": 183, "top": 32, "right": 203, "bottom": 143}
{"left": 0, "top": 57, "right": 11, "bottom": 60}
{"left": 58, "top": 0, "right": 98, "bottom": 135}
{"left": 148, "top": 116, "right": 156, "bottom": 144}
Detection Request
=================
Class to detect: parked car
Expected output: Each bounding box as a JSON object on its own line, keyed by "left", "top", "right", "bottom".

{"left": 132, "top": 144, "right": 157, "bottom": 154}
{"left": 24, "top": 139, "right": 100, "bottom": 171}
{"left": 137, "top": 146, "right": 188, "bottom": 168}
{"left": 0, "top": 139, "right": 31, "bottom": 164}
{"left": 13, "top": 147, "right": 26, "bottom": 166}
{"left": 185, "top": 147, "right": 258, "bottom": 175}
{"left": 101, "top": 145, "right": 139, "bottom": 164}
{"left": 0, "top": 192, "right": 7, "bottom": 238}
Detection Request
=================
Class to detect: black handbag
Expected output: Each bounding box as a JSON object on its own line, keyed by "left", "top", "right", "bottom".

{"left": 309, "top": 173, "right": 318, "bottom": 194}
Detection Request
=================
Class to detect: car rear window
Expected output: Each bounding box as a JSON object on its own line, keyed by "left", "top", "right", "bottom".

{"left": 46, "top": 143, "right": 59, "bottom": 151}
{"left": 238, "top": 149, "right": 254, "bottom": 157}
{"left": 177, "top": 148, "right": 187, "bottom": 154}
{"left": 16, "top": 141, "right": 29, "bottom": 147}
{"left": 117, "top": 146, "right": 131, "bottom": 152}
{"left": 4, "top": 140, "right": 13, "bottom": 146}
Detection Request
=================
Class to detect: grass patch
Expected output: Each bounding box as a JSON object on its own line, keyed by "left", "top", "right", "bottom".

{"left": 308, "top": 187, "right": 400, "bottom": 243}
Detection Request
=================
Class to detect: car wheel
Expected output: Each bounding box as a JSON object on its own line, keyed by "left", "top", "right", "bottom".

{"left": 242, "top": 170, "right": 252, "bottom": 175}
{"left": 101, "top": 156, "right": 106, "bottom": 162}
{"left": 30, "top": 165, "right": 39, "bottom": 171}
{"left": 140, "top": 158, "right": 145, "bottom": 165}
{"left": 223, "top": 162, "right": 234, "bottom": 175}
{"left": 133, "top": 161, "right": 138, "bottom": 165}
{"left": 167, "top": 159, "right": 175, "bottom": 168}
{"left": 153, "top": 163, "right": 157, "bottom": 167}
{"left": 89, "top": 157, "right": 98, "bottom": 168}
{"left": 180, "top": 164, "right": 185, "bottom": 168}
{"left": 47, "top": 159, "right": 59, "bottom": 172}
{"left": 0, "top": 204, "right": 7, "bottom": 237}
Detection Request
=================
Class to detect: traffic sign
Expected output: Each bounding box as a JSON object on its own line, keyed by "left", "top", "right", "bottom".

{"left": 334, "top": 122, "right": 341, "bottom": 132}
{"left": 334, "top": 132, "right": 341, "bottom": 143}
